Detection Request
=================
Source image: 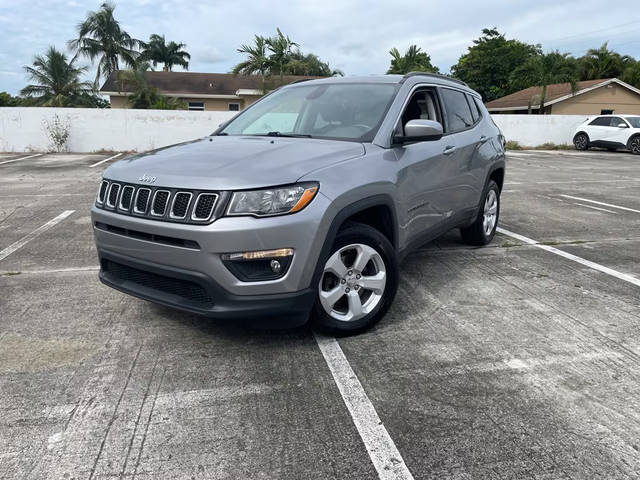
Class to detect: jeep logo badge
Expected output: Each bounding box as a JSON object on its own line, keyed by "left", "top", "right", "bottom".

{"left": 138, "top": 174, "right": 157, "bottom": 184}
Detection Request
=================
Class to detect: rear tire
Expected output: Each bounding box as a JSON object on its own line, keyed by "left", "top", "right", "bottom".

{"left": 628, "top": 135, "right": 640, "bottom": 155}
{"left": 312, "top": 222, "right": 398, "bottom": 335}
{"left": 573, "top": 133, "right": 589, "bottom": 151}
{"left": 460, "top": 180, "right": 500, "bottom": 246}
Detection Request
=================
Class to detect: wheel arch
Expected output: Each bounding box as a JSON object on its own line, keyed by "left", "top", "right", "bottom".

{"left": 627, "top": 133, "right": 640, "bottom": 149}
{"left": 310, "top": 194, "right": 398, "bottom": 287}
{"left": 574, "top": 131, "right": 589, "bottom": 141}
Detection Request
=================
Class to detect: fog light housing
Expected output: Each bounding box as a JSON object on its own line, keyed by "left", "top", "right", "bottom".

{"left": 221, "top": 248, "right": 293, "bottom": 281}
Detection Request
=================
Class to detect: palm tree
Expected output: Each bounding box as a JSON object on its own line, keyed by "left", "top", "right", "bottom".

{"left": 579, "top": 43, "right": 633, "bottom": 80}
{"left": 387, "top": 45, "right": 439, "bottom": 75}
{"left": 20, "top": 46, "right": 93, "bottom": 107}
{"left": 117, "top": 62, "right": 157, "bottom": 109}
{"left": 510, "top": 51, "right": 578, "bottom": 114}
{"left": 68, "top": 2, "right": 144, "bottom": 87}
{"left": 266, "top": 28, "right": 298, "bottom": 82}
{"left": 232, "top": 35, "right": 271, "bottom": 92}
{"left": 140, "top": 34, "right": 191, "bottom": 71}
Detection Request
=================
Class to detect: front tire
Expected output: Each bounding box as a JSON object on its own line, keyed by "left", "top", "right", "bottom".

{"left": 460, "top": 180, "right": 500, "bottom": 246}
{"left": 312, "top": 222, "right": 398, "bottom": 334}
{"left": 574, "top": 133, "right": 589, "bottom": 151}
{"left": 628, "top": 135, "right": 640, "bottom": 155}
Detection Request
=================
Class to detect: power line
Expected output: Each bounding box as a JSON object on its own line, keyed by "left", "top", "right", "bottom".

{"left": 545, "top": 19, "right": 640, "bottom": 43}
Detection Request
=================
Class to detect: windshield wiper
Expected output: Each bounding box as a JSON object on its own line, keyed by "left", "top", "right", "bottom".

{"left": 266, "top": 131, "right": 312, "bottom": 138}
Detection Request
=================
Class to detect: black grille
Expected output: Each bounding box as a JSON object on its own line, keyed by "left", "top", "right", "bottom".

{"left": 152, "top": 191, "right": 170, "bottom": 216}
{"left": 107, "top": 183, "right": 120, "bottom": 207}
{"left": 171, "top": 192, "right": 191, "bottom": 218}
{"left": 96, "top": 180, "right": 219, "bottom": 224}
{"left": 98, "top": 181, "right": 108, "bottom": 204}
{"left": 135, "top": 188, "right": 150, "bottom": 213}
{"left": 119, "top": 186, "right": 134, "bottom": 210}
{"left": 193, "top": 194, "right": 217, "bottom": 220}
{"left": 103, "top": 260, "right": 213, "bottom": 307}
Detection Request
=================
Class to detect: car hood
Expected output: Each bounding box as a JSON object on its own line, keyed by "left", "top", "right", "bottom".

{"left": 104, "top": 136, "right": 365, "bottom": 190}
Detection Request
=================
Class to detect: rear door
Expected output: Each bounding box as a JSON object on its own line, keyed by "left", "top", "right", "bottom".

{"left": 437, "top": 87, "right": 483, "bottom": 212}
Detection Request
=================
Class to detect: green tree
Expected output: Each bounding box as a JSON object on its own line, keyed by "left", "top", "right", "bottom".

{"left": 266, "top": 28, "right": 299, "bottom": 82}
{"left": 68, "top": 2, "right": 144, "bottom": 87}
{"left": 232, "top": 35, "right": 271, "bottom": 91}
{"left": 151, "top": 96, "right": 186, "bottom": 110}
{"left": 20, "top": 46, "right": 93, "bottom": 107}
{"left": 622, "top": 61, "right": 640, "bottom": 88}
{"left": 287, "top": 51, "right": 343, "bottom": 76}
{"left": 451, "top": 28, "right": 541, "bottom": 101}
{"left": 387, "top": 45, "right": 439, "bottom": 74}
{"left": 117, "top": 62, "right": 157, "bottom": 108}
{"left": 578, "top": 42, "right": 634, "bottom": 80}
{"left": 509, "top": 51, "right": 578, "bottom": 114}
{"left": 140, "top": 34, "right": 190, "bottom": 71}
{"left": 0, "top": 92, "right": 23, "bottom": 106}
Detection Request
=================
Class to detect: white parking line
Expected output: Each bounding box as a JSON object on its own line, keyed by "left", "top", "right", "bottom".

{"left": 559, "top": 194, "right": 640, "bottom": 214}
{"left": 0, "top": 210, "right": 75, "bottom": 262}
{"left": 0, "top": 153, "right": 42, "bottom": 166}
{"left": 0, "top": 266, "right": 99, "bottom": 275}
{"left": 314, "top": 333, "right": 414, "bottom": 480}
{"left": 573, "top": 203, "right": 619, "bottom": 214}
{"left": 89, "top": 153, "right": 122, "bottom": 168}
{"left": 497, "top": 227, "right": 640, "bottom": 288}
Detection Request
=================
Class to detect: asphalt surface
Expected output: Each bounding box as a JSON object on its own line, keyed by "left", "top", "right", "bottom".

{"left": 1, "top": 149, "right": 640, "bottom": 479}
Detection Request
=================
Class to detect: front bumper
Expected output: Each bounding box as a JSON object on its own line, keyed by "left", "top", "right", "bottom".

{"left": 92, "top": 193, "right": 333, "bottom": 319}
{"left": 99, "top": 250, "right": 315, "bottom": 320}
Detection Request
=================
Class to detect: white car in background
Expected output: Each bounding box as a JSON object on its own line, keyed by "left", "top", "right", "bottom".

{"left": 573, "top": 115, "right": 640, "bottom": 155}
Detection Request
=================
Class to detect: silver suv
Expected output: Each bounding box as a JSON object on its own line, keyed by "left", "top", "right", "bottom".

{"left": 92, "top": 73, "right": 506, "bottom": 333}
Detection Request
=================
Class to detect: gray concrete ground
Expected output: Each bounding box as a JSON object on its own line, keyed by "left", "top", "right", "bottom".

{"left": 1, "top": 149, "right": 640, "bottom": 479}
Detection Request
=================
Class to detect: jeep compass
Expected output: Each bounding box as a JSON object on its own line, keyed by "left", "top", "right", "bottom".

{"left": 92, "top": 73, "right": 506, "bottom": 333}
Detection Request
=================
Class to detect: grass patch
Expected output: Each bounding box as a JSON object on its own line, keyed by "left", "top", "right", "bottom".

{"left": 505, "top": 140, "right": 523, "bottom": 150}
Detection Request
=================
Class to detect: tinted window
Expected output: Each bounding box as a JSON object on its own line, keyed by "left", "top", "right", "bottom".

{"left": 589, "top": 117, "right": 610, "bottom": 126}
{"left": 440, "top": 88, "right": 473, "bottom": 132}
{"left": 609, "top": 117, "right": 625, "bottom": 127}
{"left": 467, "top": 94, "right": 481, "bottom": 122}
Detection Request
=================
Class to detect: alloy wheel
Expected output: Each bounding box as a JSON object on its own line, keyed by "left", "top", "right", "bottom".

{"left": 318, "top": 243, "right": 386, "bottom": 322}
{"left": 483, "top": 189, "right": 498, "bottom": 236}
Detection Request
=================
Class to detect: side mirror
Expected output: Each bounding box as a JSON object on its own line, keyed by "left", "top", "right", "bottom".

{"left": 394, "top": 119, "right": 443, "bottom": 144}
{"left": 618, "top": 123, "right": 628, "bottom": 128}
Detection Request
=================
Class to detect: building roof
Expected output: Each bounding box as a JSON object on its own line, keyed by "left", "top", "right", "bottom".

{"left": 485, "top": 78, "right": 640, "bottom": 111}
{"left": 100, "top": 71, "right": 322, "bottom": 98}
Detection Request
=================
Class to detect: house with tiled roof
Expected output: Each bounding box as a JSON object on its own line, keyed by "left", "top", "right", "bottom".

{"left": 485, "top": 78, "right": 640, "bottom": 115}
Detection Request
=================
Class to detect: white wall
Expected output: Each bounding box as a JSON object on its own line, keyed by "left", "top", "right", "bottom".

{"left": 0, "top": 107, "right": 590, "bottom": 152}
{"left": 491, "top": 114, "right": 588, "bottom": 147}
{"left": 0, "top": 107, "right": 236, "bottom": 153}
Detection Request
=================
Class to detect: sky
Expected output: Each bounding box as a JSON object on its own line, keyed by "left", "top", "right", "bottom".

{"left": 1, "top": 0, "right": 639, "bottom": 95}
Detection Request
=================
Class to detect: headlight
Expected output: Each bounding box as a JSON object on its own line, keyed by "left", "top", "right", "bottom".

{"left": 226, "top": 183, "right": 318, "bottom": 217}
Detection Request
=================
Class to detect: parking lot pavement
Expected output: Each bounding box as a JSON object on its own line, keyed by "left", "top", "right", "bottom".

{"left": 1, "top": 150, "right": 640, "bottom": 479}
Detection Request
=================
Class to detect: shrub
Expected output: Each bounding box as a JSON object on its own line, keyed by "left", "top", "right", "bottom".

{"left": 42, "top": 114, "right": 71, "bottom": 152}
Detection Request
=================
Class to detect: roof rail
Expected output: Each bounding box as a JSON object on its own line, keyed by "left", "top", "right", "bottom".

{"left": 401, "top": 72, "right": 468, "bottom": 87}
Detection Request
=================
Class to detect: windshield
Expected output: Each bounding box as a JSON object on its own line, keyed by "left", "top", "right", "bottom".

{"left": 625, "top": 117, "right": 640, "bottom": 128}
{"left": 219, "top": 83, "right": 398, "bottom": 142}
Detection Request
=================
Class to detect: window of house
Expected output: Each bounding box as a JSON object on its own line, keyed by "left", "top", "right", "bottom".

{"left": 228, "top": 103, "right": 240, "bottom": 111}
{"left": 601, "top": 109, "right": 614, "bottom": 115}
{"left": 440, "top": 88, "right": 474, "bottom": 132}
{"left": 188, "top": 102, "right": 205, "bottom": 111}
